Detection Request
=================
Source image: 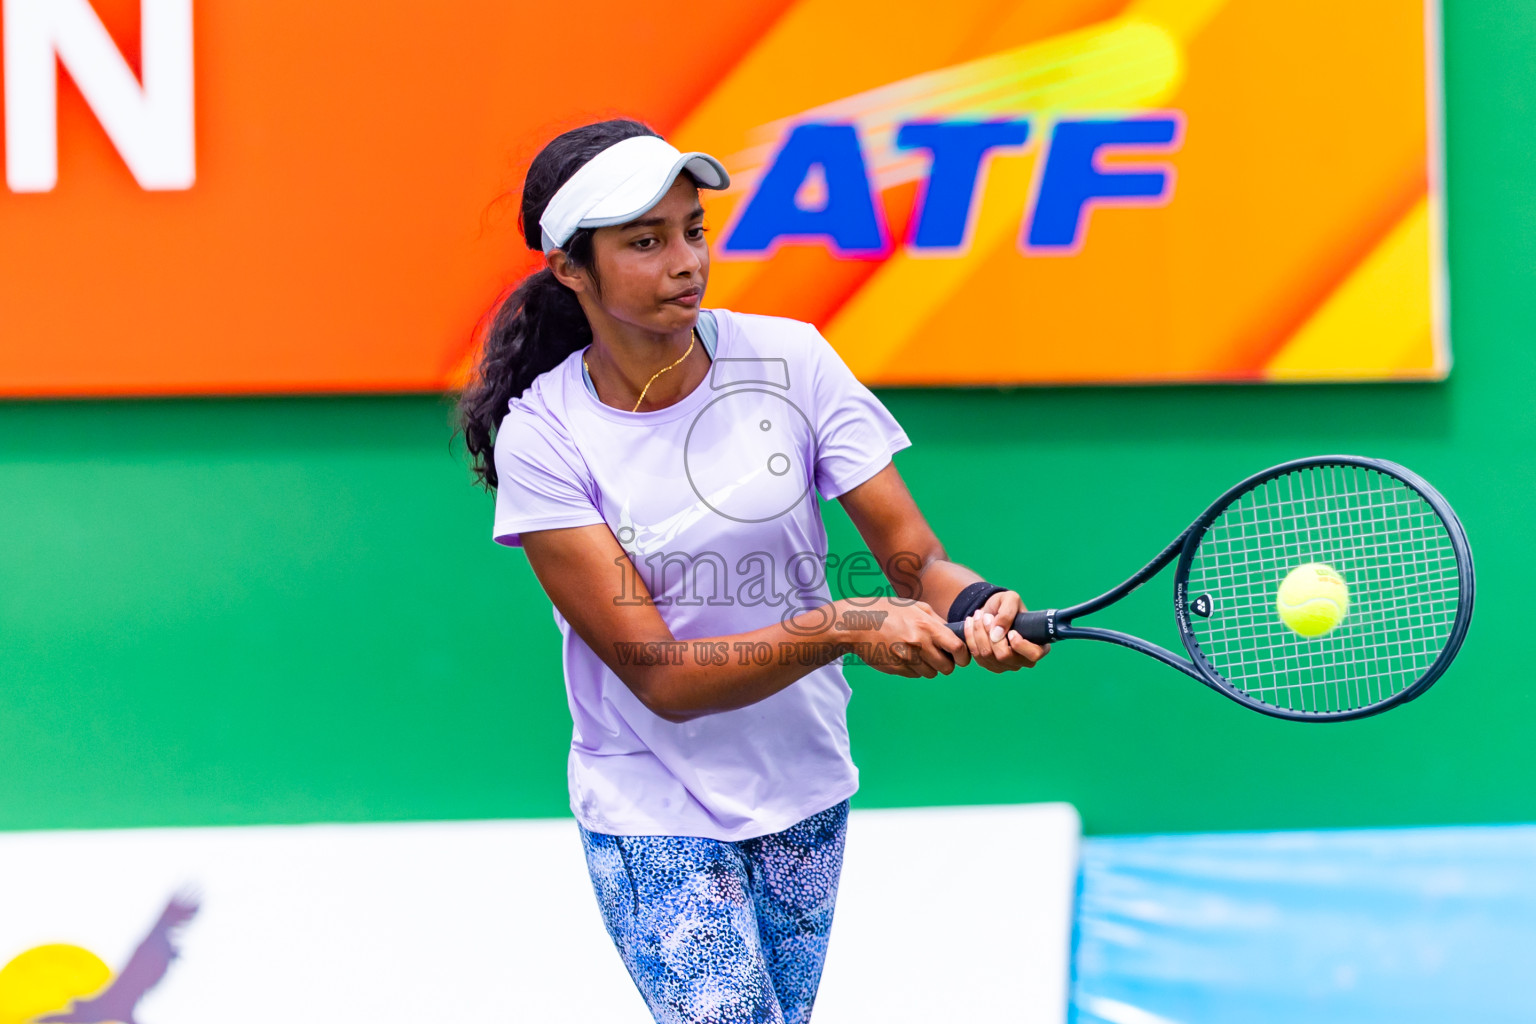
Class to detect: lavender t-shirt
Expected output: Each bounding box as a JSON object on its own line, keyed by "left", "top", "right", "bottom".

{"left": 491, "top": 308, "right": 911, "bottom": 840}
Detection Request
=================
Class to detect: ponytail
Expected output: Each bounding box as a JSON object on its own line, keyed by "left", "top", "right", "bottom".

{"left": 459, "top": 260, "right": 591, "bottom": 489}
{"left": 456, "top": 118, "right": 661, "bottom": 489}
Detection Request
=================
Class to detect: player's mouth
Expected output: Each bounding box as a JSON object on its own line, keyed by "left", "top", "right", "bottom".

{"left": 663, "top": 287, "right": 702, "bottom": 307}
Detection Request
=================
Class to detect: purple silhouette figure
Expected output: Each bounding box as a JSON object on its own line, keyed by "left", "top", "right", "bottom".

{"left": 36, "top": 892, "right": 200, "bottom": 1024}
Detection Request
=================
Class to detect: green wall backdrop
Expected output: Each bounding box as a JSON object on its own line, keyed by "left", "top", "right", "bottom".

{"left": 1, "top": 2, "right": 1531, "bottom": 836}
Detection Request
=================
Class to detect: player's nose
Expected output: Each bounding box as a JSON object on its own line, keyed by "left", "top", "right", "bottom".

{"left": 670, "top": 238, "right": 703, "bottom": 276}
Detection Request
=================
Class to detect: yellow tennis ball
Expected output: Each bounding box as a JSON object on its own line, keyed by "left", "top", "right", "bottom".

{"left": 1276, "top": 562, "right": 1350, "bottom": 638}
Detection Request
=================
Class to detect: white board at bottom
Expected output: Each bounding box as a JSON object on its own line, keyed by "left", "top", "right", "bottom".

{"left": 0, "top": 803, "right": 1078, "bottom": 1022}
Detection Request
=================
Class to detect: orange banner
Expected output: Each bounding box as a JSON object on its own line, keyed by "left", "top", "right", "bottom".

{"left": 0, "top": 0, "right": 1442, "bottom": 395}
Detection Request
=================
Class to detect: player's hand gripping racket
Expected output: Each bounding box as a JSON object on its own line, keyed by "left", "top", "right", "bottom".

{"left": 948, "top": 456, "right": 1474, "bottom": 721}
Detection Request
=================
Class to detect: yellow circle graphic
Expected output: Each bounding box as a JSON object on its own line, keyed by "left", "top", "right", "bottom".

{"left": 0, "top": 945, "right": 110, "bottom": 1024}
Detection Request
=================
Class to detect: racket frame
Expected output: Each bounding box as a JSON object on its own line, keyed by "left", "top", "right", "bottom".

{"left": 999, "top": 455, "right": 1475, "bottom": 721}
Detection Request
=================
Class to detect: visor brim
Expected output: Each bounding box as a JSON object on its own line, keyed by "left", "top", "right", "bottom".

{"left": 576, "top": 152, "right": 730, "bottom": 230}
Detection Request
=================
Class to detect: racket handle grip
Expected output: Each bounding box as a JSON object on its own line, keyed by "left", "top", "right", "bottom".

{"left": 944, "top": 610, "right": 1058, "bottom": 644}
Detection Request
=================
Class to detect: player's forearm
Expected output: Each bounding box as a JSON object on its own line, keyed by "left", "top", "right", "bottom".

{"left": 618, "top": 601, "right": 859, "bottom": 722}
{"left": 910, "top": 558, "right": 989, "bottom": 622}
{"left": 871, "top": 534, "right": 989, "bottom": 622}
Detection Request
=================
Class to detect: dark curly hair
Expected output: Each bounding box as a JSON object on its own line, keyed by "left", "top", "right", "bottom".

{"left": 456, "top": 118, "right": 662, "bottom": 489}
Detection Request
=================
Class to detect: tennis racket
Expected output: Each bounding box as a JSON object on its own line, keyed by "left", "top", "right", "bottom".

{"left": 948, "top": 455, "right": 1475, "bottom": 721}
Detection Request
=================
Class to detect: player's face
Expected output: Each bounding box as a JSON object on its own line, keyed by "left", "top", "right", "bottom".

{"left": 587, "top": 175, "right": 710, "bottom": 337}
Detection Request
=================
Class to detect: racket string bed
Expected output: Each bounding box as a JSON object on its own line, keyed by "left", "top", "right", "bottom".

{"left": 1184, "top": 463, "right": 1461, "bottom": 715}
{"left": 1193, "top": 474, "right": 1447, "bottom": 711}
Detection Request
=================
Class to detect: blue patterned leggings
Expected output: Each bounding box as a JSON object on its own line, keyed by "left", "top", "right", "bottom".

{"left": 579, "top": 800, "right": 849, "bottom": 1024}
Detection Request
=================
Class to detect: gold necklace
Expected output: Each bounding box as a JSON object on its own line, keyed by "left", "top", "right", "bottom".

{"left": 586, "top": 328, "right": 698, "bottom": 413}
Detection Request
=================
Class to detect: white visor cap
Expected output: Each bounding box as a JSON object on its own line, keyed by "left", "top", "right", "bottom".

{"left": 538, "top": 135, "right": 730, "bottom": 254}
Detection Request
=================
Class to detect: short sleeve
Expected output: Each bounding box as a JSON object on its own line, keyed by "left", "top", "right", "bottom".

{"left": 804, "top": 323, "right": 912, "bottom": 500}
{"left": 491, "top": 402, "right": 605, "bottom": 547}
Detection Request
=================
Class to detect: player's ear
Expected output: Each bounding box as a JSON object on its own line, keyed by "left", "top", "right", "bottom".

{"left": 547, "top": 249, "right": 590, "bottom": 294}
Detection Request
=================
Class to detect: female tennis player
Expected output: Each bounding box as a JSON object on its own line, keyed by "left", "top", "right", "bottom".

{"left": 458, "top": 119, "right": 1048, "bottom": 1024}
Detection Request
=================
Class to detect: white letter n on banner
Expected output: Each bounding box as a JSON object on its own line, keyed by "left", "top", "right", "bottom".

{"left": 4, "top": 0, "right": 194, "bottom": 192}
